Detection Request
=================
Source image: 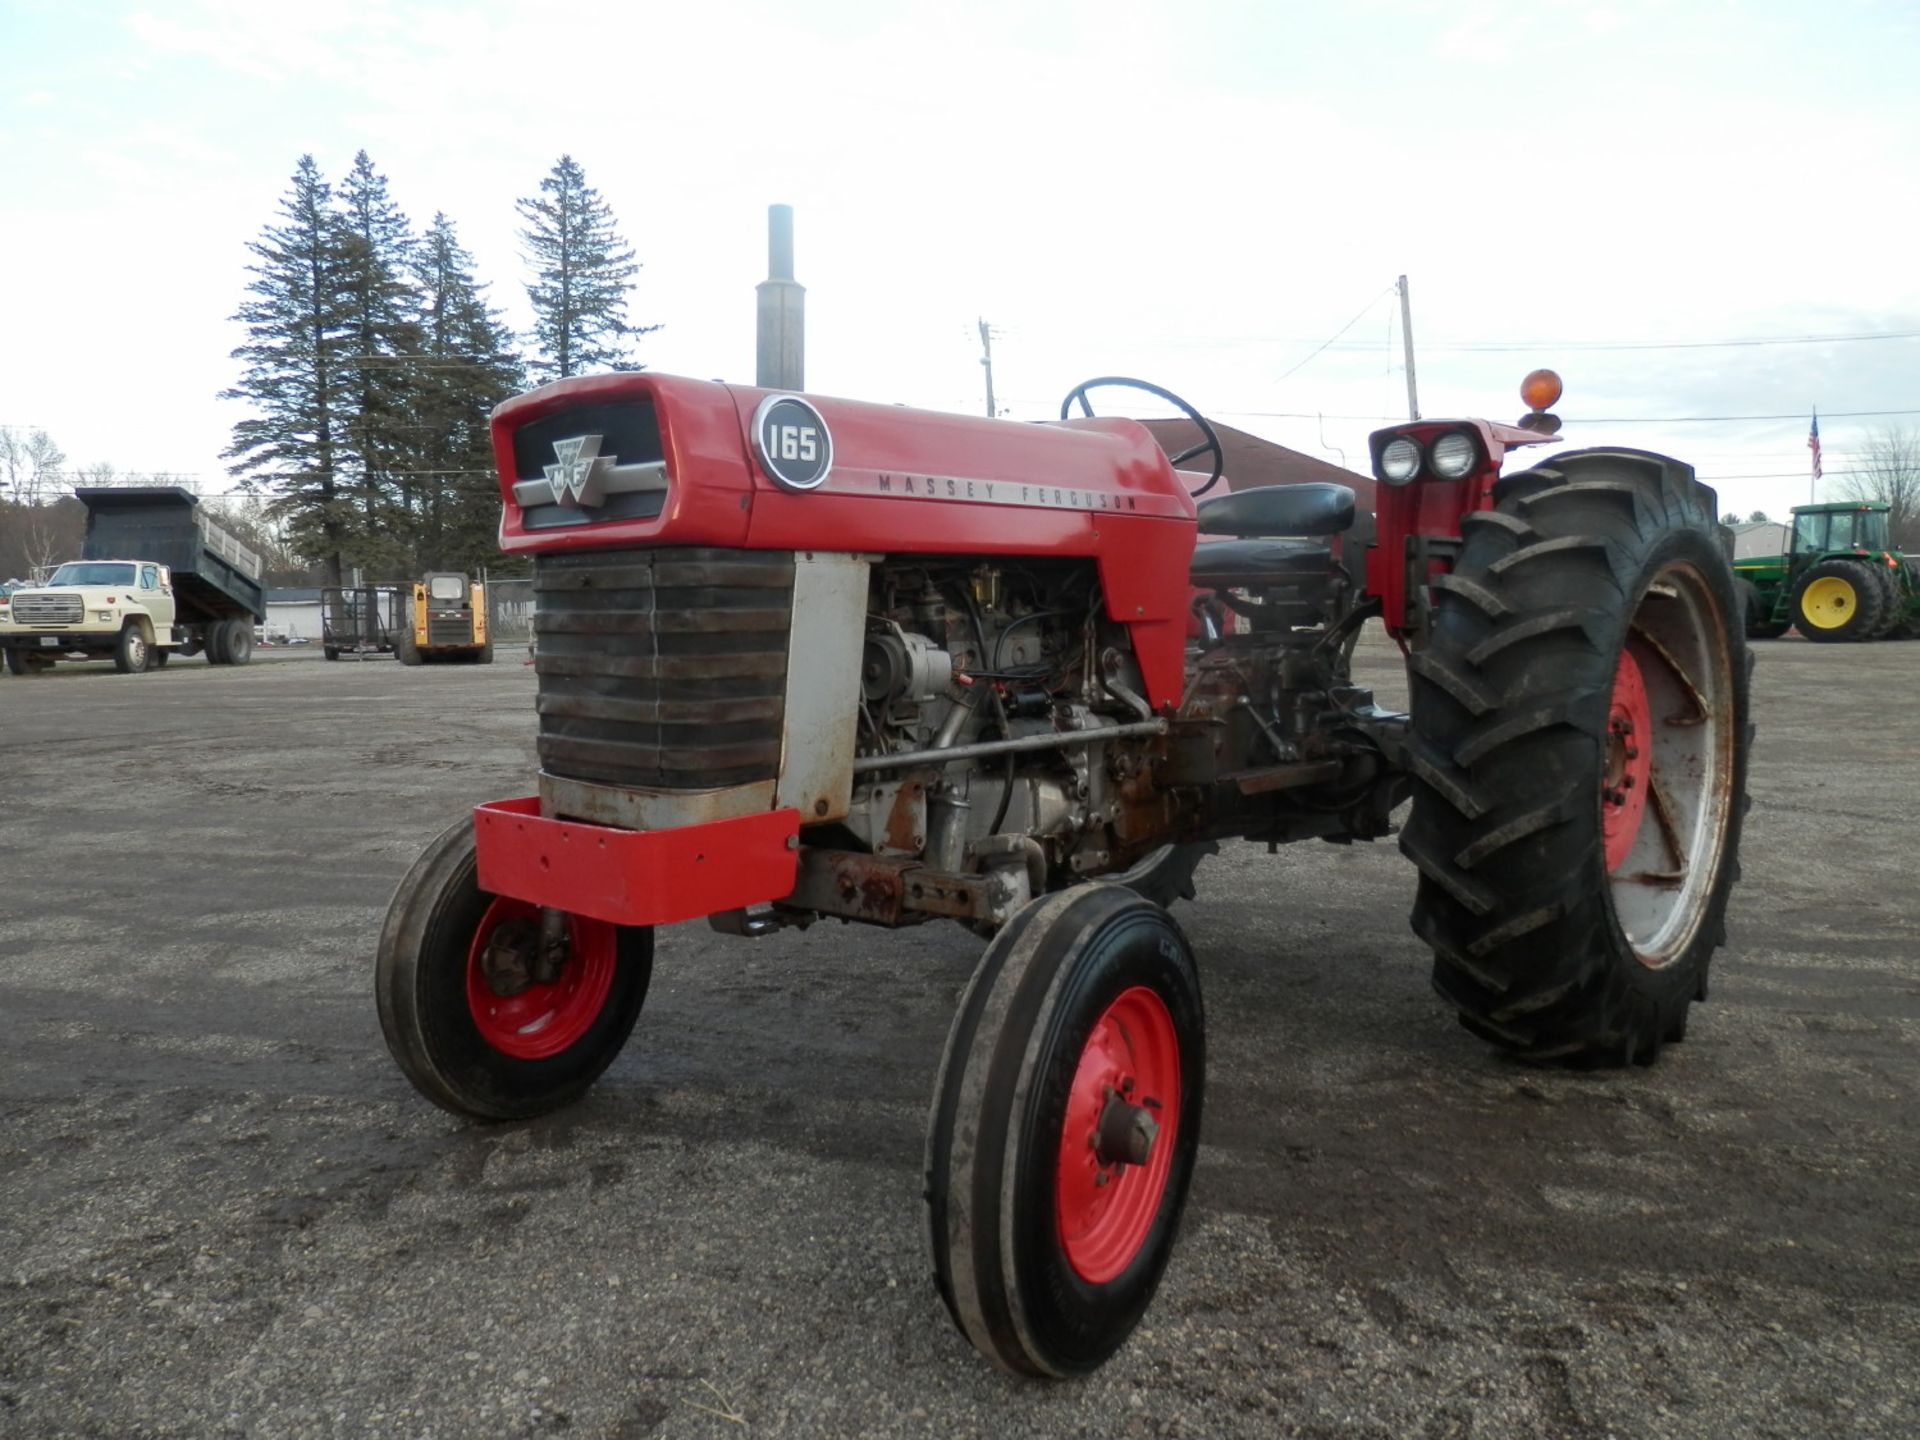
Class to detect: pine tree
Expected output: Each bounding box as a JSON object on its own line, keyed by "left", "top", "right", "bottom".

{"left": 411, "top": 212, "right": 525, "bottom": 571}
{"left": 516, "top": 155, "right": 657, "bottom": 382}
{"left": 335, "top": 150, "right": 425, "bottom": 576}
{"left": 221, "top": 155, "right": 355, "bottom": 586}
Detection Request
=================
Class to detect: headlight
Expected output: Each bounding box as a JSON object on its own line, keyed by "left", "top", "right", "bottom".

{"left": 1379, "top": 437, "right": 1422, "bottom": 485}
{"left": 1430, "top": 431, "right": 1477, "bottom": 479}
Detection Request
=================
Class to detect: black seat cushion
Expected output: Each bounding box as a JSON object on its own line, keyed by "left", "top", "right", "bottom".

{"left": 1189, "top": 538, "right": 1332, "bottom": 587}
{"left": 1196, "top": 482, "right": 1355, "bottom": 537}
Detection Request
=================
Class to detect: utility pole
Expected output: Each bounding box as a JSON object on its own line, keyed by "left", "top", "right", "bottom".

{"left": 1397, "top": 275, "right": 1420, "bottom": 421}
{"left": 978, "top": 319, "right": 998, "bottom": 419}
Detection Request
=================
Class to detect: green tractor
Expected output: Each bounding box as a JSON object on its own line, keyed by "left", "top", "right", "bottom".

{"left": 1734, "top": 502, "right": 1919, "bottom": 642}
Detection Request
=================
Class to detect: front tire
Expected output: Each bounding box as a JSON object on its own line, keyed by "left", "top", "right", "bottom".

{"left": 926, "top": 885, "right": 1204, "bottom": 1377}
{"left": 113, "top": 622, "right": 150, "bottom": 674}
{"left": 376, "top": 816, "right": 653, "bottom": 1121}
{"left": 5, "top": 648, "right": 35, "bottom": 676}
{"left": 1402, "top": 450, "right": 1751, "bottom": 1065}
{"left": 1111, "top": 842, "right": 1215, "bottom": 907}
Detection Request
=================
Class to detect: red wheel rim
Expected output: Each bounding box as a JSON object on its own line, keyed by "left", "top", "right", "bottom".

{"left": 464, "top": 898, "right": 616, "bottom": 1060}
{"left": 1602, "top": 646, "right": 1654, "bottom": 873}
{"left": 1055, "top": 985, "right": 1181, "bottom": 1285}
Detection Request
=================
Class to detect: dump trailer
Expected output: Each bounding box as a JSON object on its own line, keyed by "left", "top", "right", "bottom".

{"left": 0, "top": 487, "right": 265, "bottom": 675}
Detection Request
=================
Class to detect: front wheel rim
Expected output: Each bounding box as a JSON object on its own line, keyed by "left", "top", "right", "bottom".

{"left": 1605, "top": 562, "right": 1737, "bottom": 969}
{"left": 464, "top": 898, "right": 616, "bottom": 1059}
{"left": 1054, "top": 985, "right": 1181, "bottom": 1284}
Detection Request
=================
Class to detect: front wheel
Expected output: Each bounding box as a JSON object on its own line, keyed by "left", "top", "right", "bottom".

{"left": 5, "top": 648, "right": 37, "bottom": 676}
{"left": 926, "top": 885, "right": 1205, "bottom": 1377}
{"left": 1402, "top": 450, "right": 1751, "bottom": 1065}
{"left": 113, "top": 622, "right": 150, "bottom": 674}
{"left": 376, "top": 816, "right": 653, "bottom": 1120}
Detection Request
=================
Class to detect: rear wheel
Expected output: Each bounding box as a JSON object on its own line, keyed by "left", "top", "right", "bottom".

{"left": 323, "top": 645, "right": 340, "bottom": 661}
{"left": 396, "top": 628, "right": 424, "bottom": 666}
{"left": 223, "top": 620, "right": 254, "bottom": 665}
{"left": 926, "top": 885, "right": 1204, "bottom": 1376}
{"left": 1792, "top": 559, "right": 1883, "bottom": 642}
{"left": 203, "top": 621, "right": 230, "bottom": 665}
{"left": 1402, "top": 451, "right": 1750, "bottom": 1065}
{"left": 1866, "top": 563, "right": 1904, "bottom": 638}
{"left": 376, "top": 816, "right": 652, "bottom": 1120}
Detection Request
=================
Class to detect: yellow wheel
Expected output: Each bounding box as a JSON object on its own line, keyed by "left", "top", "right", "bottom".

{"left": 1792, "top": 560, "right": 1884, "bottom": 642}
{"left": 1799, "top": 575, "right": 1856, "bottom": 629}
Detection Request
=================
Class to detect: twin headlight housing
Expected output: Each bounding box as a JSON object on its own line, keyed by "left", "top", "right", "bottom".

{"left": 1373, "top": 428, "right": 1484, "bottom": 487}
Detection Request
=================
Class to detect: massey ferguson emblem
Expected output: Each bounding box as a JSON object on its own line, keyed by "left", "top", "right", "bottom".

{"left": 512, "top": 435, "right": 668, "bottom": 511}
{"left": 753, "top": 394, "right": 833, "bottom": 492}
{"left": 546, "top": 435, "right": 610, "bottom": 508}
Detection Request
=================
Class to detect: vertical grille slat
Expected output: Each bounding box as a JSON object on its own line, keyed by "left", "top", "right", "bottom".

{"left": 534, "top": 548, "right": 794, "bottom": 790}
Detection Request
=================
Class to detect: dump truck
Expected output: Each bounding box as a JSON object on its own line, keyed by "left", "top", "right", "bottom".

{"left": 0, "top": 487, "right": 265, "bottom": 675}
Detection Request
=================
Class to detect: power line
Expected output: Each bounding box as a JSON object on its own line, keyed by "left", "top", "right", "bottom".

{"left": 1274, "top": 285, "right": 1397, "bottom": 385}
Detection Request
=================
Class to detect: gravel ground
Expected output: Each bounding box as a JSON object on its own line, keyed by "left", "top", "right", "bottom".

{"left": 1, "top": 636, "right": 1916, "bottom": 1439}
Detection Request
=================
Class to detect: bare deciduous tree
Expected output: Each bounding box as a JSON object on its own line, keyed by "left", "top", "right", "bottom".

{"left": 1836, "top": 426, "right": 1920, "bottom": 551}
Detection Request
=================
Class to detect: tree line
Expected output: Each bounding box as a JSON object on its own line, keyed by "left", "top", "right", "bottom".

{"left": 220, "top": 151, "right": 652, "bottom": 586}
{"left": 4, "top": 152, "right": 651, "bottom": 589}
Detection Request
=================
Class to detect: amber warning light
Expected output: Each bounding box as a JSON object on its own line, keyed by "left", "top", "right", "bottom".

{"left": 1518, "top": 369, "right": 1564, "bottom": 434}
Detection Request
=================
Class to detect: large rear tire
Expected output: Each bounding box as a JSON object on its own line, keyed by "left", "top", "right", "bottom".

{"left": 396, "top": 627, "right": 425, "bottom": 666}
{"left": 376, "top": 816, "right": 653, "bottom": 1121}
{"left": 203, "top": 621, "right": 230, "bottom": 665}
{"left": 1792, "top": 559, "right": 1883, "bottom": 642}
{"left": 926, "top": 885, "right": 1204, "bottom": 1377}
{"left": 1402, "top": 450, "right": 1751, "bottom": 1065}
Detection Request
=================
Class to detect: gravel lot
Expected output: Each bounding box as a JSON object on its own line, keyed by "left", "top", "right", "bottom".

{"left": 2, "top": 636, "right": 1916, "bottom": 1439}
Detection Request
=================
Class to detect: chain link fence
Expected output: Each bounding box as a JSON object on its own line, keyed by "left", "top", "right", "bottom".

{"left": 488, "top": 577, "right": 535, "bottom": 659}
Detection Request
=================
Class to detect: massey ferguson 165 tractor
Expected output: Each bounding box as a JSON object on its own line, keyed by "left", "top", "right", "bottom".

{"left": 376, "top": 369, "right": 1750, "bottom": 1377}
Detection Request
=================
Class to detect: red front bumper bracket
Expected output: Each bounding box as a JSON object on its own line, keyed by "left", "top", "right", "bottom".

{"left": 472, "top": 797, "right": 801, "bottom": 928}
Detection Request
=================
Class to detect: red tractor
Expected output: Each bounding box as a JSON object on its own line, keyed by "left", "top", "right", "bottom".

{"left": 376, "top": 370, "right": 1750, "bottom": 1377}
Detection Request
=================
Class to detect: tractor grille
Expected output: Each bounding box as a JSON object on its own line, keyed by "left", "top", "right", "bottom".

{"left": 533, "top": 547, "right": 794, "bottom": 791}
{"left": 11, "top": 593, "right": 82, "bottom": 625}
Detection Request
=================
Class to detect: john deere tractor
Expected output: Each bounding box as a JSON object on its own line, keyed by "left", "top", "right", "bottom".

{"left": 1734, "top": 502, "right": 1918, "bottom": 642}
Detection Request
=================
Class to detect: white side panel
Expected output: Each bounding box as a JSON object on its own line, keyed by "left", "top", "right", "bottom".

{"left": 775, "top": 553, "right": 870, "bottom": 823}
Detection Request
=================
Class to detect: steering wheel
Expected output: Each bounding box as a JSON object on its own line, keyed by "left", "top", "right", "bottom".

{"left": 1058, "top": 376, "right": 1226, "bottom": 498}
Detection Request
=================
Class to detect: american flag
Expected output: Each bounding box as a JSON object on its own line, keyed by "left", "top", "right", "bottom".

{"left": 1808, "top": 410, "right": 1823, "bottom": 481}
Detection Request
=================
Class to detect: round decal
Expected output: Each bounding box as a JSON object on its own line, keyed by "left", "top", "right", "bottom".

{"left": 752, "top": 394, "right": 834, "bottom": 492}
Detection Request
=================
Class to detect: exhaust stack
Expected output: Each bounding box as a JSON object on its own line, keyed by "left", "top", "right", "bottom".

{"left": 755, "top": 204, "right": 805, "bottom": 390}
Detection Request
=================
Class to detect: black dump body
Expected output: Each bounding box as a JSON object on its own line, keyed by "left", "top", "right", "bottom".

{"left": 76, "top": 487, "right": 265, "bottom": 624}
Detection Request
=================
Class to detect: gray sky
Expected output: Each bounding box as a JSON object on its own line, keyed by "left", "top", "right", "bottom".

{"left": 4, "top": 0, "right": 1916, "bottom": 522}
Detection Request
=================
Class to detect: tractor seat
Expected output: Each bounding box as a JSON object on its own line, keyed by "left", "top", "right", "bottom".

{"left": 1189, "top": 538, "right": 1332, "bottom": 587}
{"left": 1195, "top": 482, "right": 1355, "bottom": 538}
